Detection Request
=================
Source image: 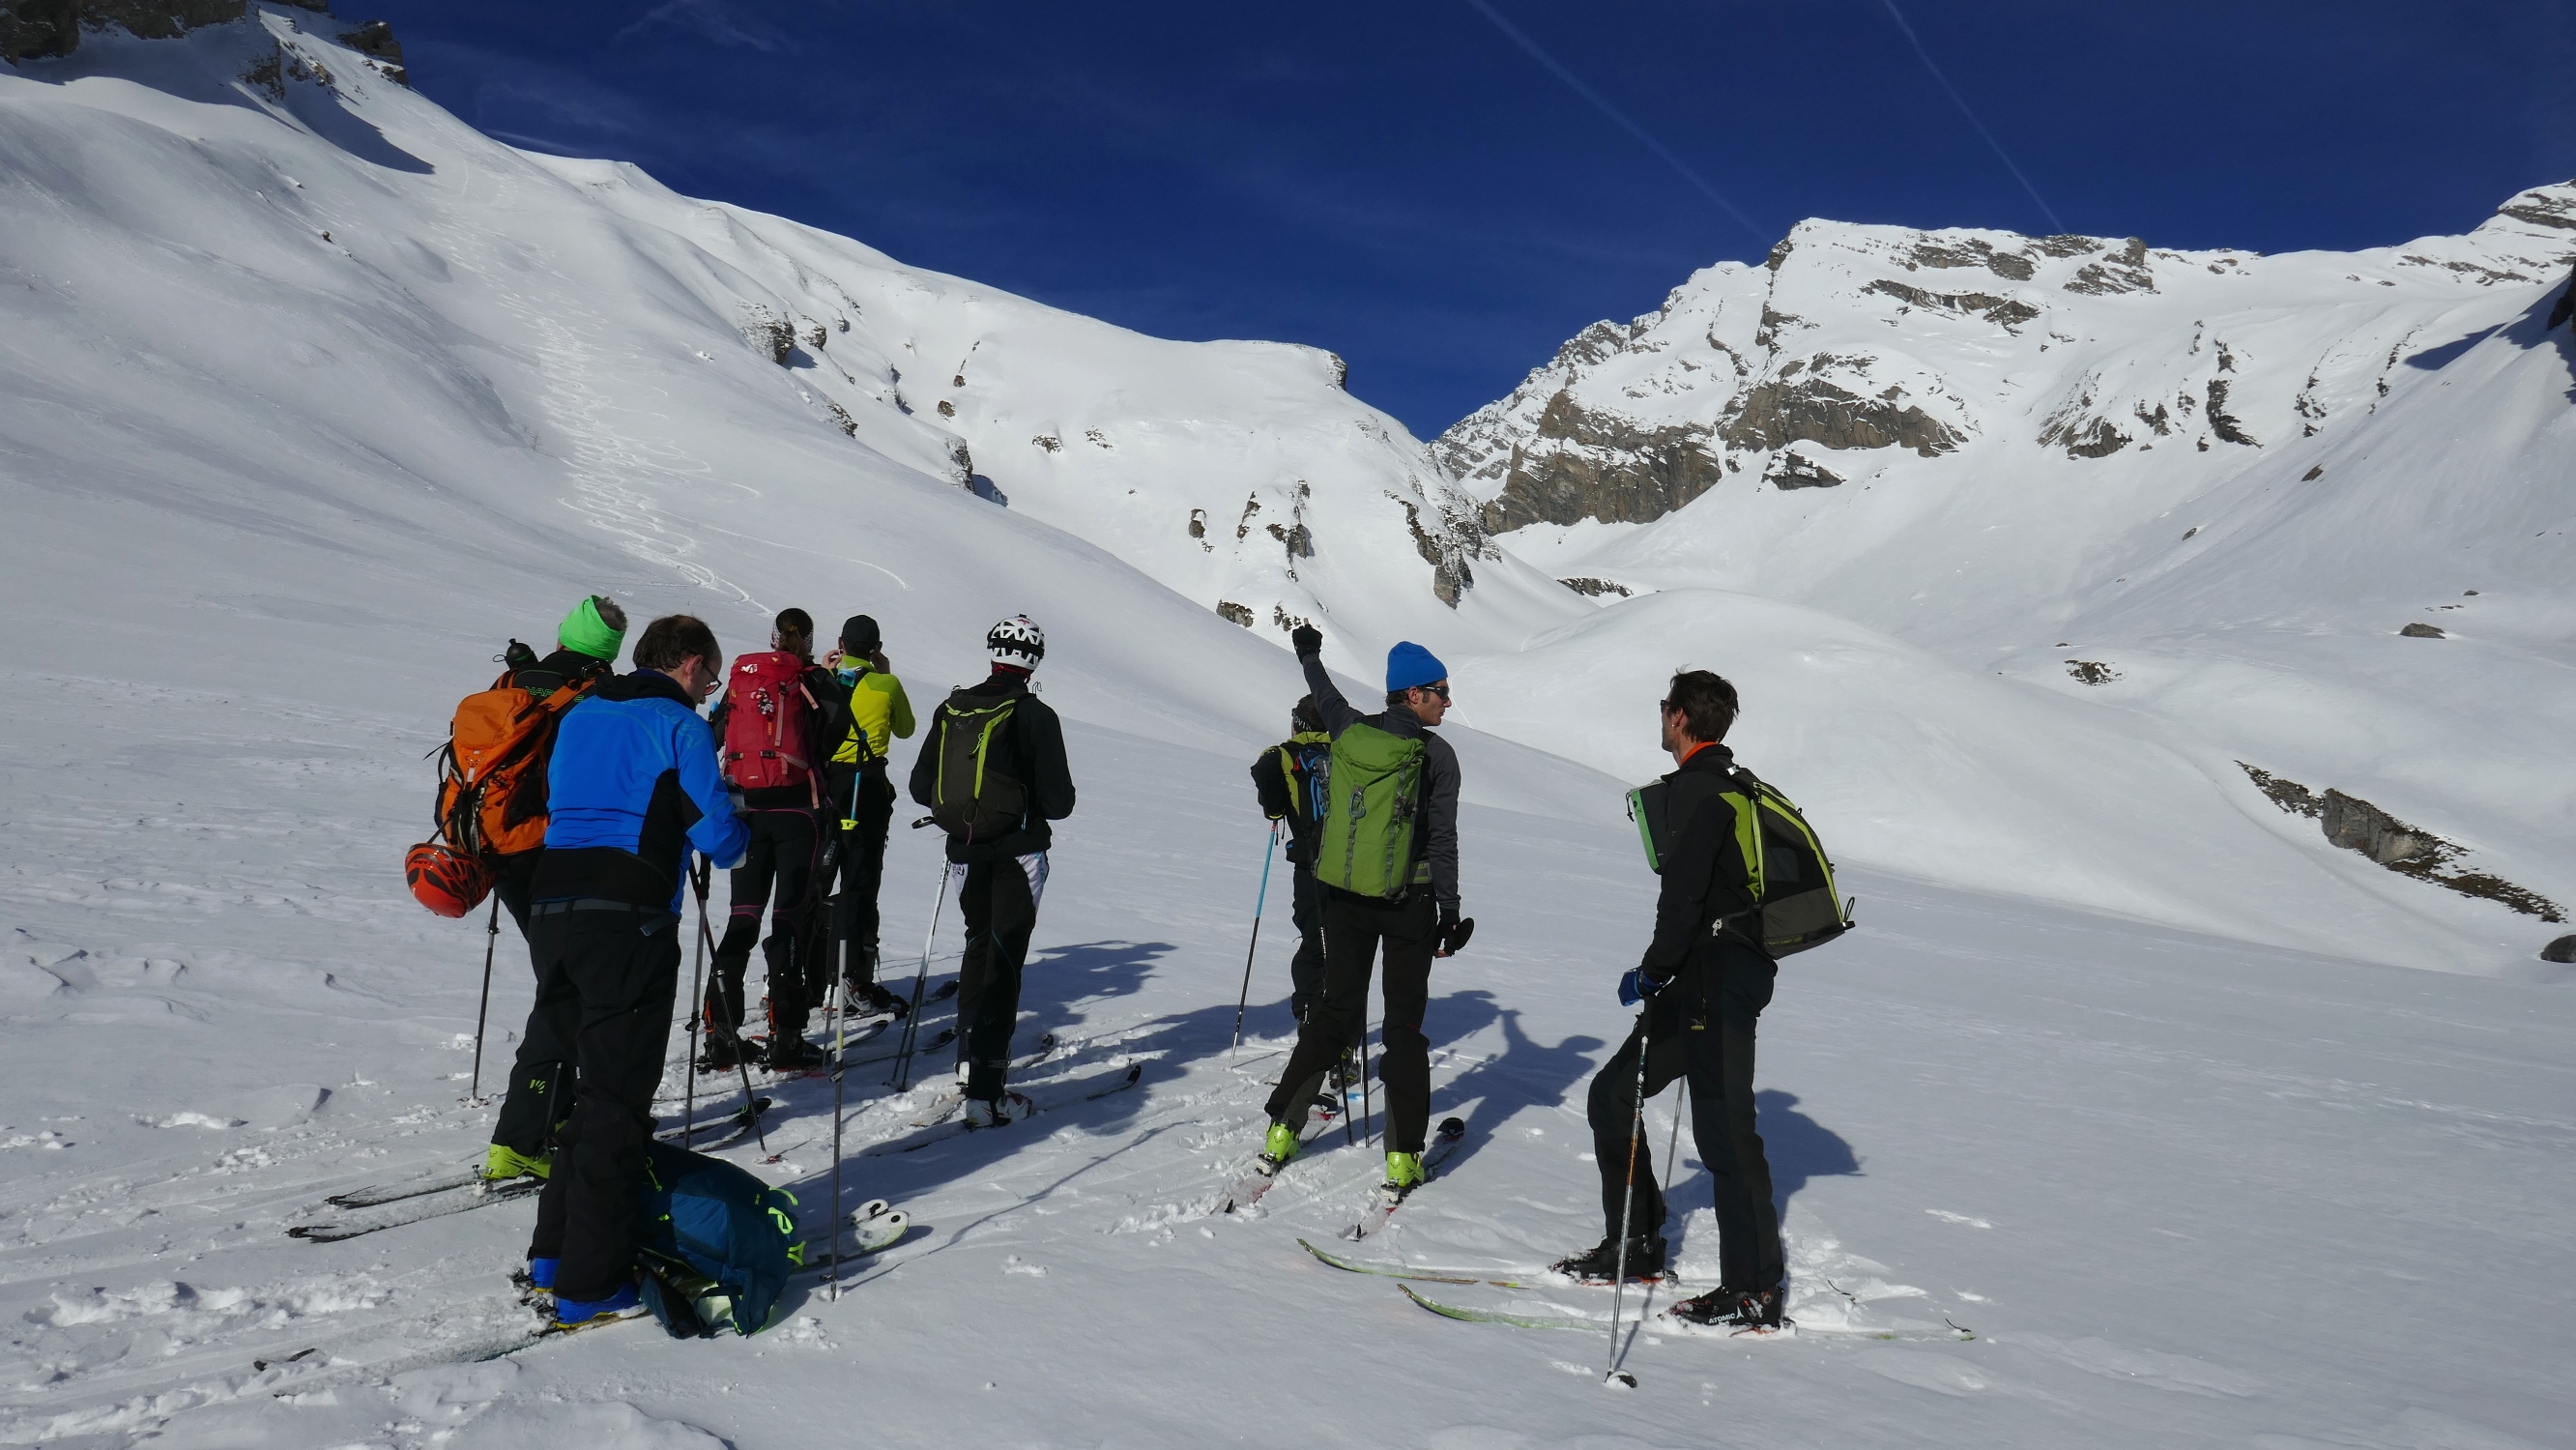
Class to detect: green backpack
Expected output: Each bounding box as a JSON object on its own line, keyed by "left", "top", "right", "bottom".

{"left": 1315, "top": 722, "right": 1429, "bottom": 899}
{"left": 1627, "top": 766, "right": 1851, "bottom": 958}
{"left": 928, "top": 688, "right": 1026, "bottom": 842}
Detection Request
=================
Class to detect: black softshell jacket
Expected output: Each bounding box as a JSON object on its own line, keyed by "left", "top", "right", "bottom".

{"left": 1298, "top": 651, "right": 1460, "bottom": 913}
{"left": 906, "top": 671, "right": 1077, "bottom": 862}
{"left": 1640, "top": 742, "right": 1763, "bottom": 975}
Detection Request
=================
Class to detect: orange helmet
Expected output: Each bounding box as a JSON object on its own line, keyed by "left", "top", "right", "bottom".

{"left": 405, "top": 841, "right": 494, "bottom": 918}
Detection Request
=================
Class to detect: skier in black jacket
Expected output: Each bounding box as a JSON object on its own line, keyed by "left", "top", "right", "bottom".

{"left": 1248, "top": 696, "right": 1331, "bottom": 1022}
{"left": 483, "top": 594, "right": 624, "bottom": 1182}
{"left": 1554, "top": 668, "right": 1786, "bottom": 1331}
{"left": 907, "top": 615, "right": 1076, "bottom": 1126}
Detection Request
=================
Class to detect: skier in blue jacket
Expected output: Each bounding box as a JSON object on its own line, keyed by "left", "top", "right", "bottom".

{"left": 514, "top": 614, "right": 750, "bottom": 1326}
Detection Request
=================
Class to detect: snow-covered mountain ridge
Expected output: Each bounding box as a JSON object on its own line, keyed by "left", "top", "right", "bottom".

{"left": 1438, "top": 187, "right": 2575, "bottom": 535}
{"left": 1431, "top": 187, "right": 2576, "bottom": 971}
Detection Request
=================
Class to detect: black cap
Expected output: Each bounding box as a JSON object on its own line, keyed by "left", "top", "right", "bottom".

{"left": 840, "top": 614, "right": 881, "bottom": 653}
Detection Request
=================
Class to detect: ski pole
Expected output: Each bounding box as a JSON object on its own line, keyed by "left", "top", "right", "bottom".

{"left": 694, "top": 867, "right": 768, "bottom": 1153}
{"left": 683, "top": 858, "right": 709, "bottom": 1147}
{"left": 891, "top": 842, "right": 953, "bottom": 1091}
{"left": 828, "top": 948, "right": 847, "bottom": 1301}
{"left": 1230, "top": 822, "right": 1283, "bottom": 1058}
{"left": 469, "top": 892, "right": 500, "bottom": 1101}
{"left": 1605, "top": 1010, "right": 1651, "bottom": 1387}
{"left": 1359, "top": 1015, "right": 1375, "bottom": 1151}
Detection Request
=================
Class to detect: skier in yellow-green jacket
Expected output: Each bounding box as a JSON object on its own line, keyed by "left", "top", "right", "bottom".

{"left": 820, "top": 614, "right": 915, "bottom": 1018}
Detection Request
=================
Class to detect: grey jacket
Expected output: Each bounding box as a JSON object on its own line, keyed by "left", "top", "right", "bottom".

{"left": 1299, "top": 651, "right": 1461, "bottom": 913}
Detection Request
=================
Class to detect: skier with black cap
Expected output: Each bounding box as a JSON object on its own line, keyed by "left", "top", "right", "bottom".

{"left": 1249, "top": 695, "right": 1332, "bottom": 1024}
{"left": 820, "top": 613, "right": 914, "bottom": 1018}
{"left": 907, "top": 615, "right": 1076, "bottom": 1127}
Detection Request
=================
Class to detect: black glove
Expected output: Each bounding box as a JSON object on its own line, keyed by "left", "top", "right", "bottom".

{"left": 1290, "top": 624, "right": 1323, "bottom": 657}
{"left": 1435, "top": 909, "right": 1474, "bottom": 958}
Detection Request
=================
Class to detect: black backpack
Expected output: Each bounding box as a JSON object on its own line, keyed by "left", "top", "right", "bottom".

{"left": 927, "top": 687, "right": 1027, "bottom": 842}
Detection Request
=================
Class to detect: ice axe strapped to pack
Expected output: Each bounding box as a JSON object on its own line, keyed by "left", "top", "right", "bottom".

{"left": 1626, "top": 767, "right": 1853, "bottom": 958}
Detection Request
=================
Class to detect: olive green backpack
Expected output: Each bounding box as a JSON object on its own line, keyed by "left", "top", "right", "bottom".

{"left": 1314, "top": 722, "right": 1429, "bottom": 899}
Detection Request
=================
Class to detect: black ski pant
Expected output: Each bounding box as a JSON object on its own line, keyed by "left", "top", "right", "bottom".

{"left": 1287, "top": 862, "right": 1325, "bottom": 1023}
{"left": 523, "top": 905, "right": 681, "bottom": 1302}
{"left": 711, "top": 808, "right": 821, "bottom": 1036}
{"left": 490, "top": 850, "right": 568, "bottom": 1157}
{"left": 1588, "top": 941, "right": 1782, "bottom": 1292}
{"left": 955, "top": 852, "right": 1046, "bottom": 1101}
{"left": 823, "top": 764, "right": 895, "bottom": 988}
{"left": 1263, "top": 886, "right": 1436, "bottom": 1153}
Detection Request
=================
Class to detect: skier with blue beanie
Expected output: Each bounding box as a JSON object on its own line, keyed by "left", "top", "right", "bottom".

{"left": 1257, "top": 626, "right": 1472, "bottom": 1204}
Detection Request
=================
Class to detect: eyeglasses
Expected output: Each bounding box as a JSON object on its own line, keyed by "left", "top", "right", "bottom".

{"left": 1418, "top": 683, "right": 1452, "bottom": 702}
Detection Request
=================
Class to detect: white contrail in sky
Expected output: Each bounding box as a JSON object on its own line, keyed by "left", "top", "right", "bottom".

{"left": 1461, "top": 0, "right": 1771, "bottom": 246}
{"left": 1875, "top": 0, "right": 2069, "bottom": 234}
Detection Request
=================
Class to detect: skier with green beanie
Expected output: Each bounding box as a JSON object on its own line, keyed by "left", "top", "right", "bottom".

{"left": 481, "top": 594, "right": 628, "bottom": 1181}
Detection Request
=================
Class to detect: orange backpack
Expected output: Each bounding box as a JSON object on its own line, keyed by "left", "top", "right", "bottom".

{"left": 429, "top": 659, "right": 599, "bottom": 858}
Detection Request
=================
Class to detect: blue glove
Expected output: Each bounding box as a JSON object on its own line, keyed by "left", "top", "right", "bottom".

{"left": 1616, "top": 968, "right": 1669, "bottom": 1007}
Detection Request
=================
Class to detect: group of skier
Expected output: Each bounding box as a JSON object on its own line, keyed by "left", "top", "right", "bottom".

{"left": 417, "top": 591, "right": 1825, "bottom": 1333}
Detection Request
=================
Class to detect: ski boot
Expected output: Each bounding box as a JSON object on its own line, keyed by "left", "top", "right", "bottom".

{"left": 1327, "top": 1045, "right": 1362, "bottom": 1090}
{"left": 764, "top": 1032, "right": 824, "bottom": 1071}
{"left": 698, "top": 1025, "right": 747, "bottom": 1074}
{"left": 1548, "top": 1235, "right": 1668, "bottom": 1285}
{"left": 848, "top": 978, "right": 909, "bottom": 1020}
{"left": 552, "top": 1279, "right": 644, "bottom": 1328}
{"left": 483, "top": 1144, "right": 550, "bottom": 1182}
{"left": 1669, "top": 1283, "right": 1785, "bottom": 1329}
{"left": 1257, "top": 1120, "right": 1301, "bottom": 1174}
{"left": 963, "top": 1092, "right": 1032, "bottom": 1129}
{"left": 1376, "top": 1149, "right": 1426, "bottom": 1205}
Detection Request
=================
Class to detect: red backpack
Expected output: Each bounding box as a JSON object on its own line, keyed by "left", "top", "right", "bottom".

{"left": 721, "top": 652, "right": 821, "bottom": 801}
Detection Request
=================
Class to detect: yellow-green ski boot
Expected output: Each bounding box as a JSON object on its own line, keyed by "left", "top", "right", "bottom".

{"left": 484, "top": 1144, "right": 551, "bottom": 1181}
{"left": 1258, "top": 1120, "right": 1301, "bottom": 1174}
{"left": 1377, "top": 1149, "right": 1425, "bottom": 1204}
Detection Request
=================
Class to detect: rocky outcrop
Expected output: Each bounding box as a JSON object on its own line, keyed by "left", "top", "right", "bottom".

{"left": 2063, "top": 237, "right": 2156, "bottom": 296}
{"left": 3, "top": 0, "right": 332, "bottom": 64}
{"left": 2239, "top": 763, "right": 2564, "bottom": 921}
{"left": 1763, "top": 450, "right": 1843, "bottom": 489}
{"left": 1863, "top": 278, "right": 2040, "bottom": 332}
{"left": 1477, "top": 391, "right": 1724, "bottom": 533}
{"left": 1719, "top": 360, "right": 1962, "bottom": 458}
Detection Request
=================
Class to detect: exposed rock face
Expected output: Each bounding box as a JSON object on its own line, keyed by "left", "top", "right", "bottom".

{"left": 2239, "top": 764, "right": 2565, "bottom": 922}
{"left": 2064, "top": 238, "right": 2157, "bottom": 296}
{"left": 1720, "top": 362, "right": 1963, "bottom": 458}
{"left": 1477, "top": 390, "right": 1725, "bottom": 532}
{"left": 4, "top": 0, "right": 333, "bottom": 64}
{"left": 1762, "top": 450, "right": 1843, "bottom": 489}
{"left": 2399, "top": 622, "right": 2446, "bottom": 639}
{"left": 2543, "top": 935, "right": 2576, "bottom": 964}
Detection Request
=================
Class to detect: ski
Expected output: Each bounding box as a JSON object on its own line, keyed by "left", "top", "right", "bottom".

{"left": 1219, "top": 1101, "right": 1342, "bottom": 1215}
{"left": 849, "top": 1026, "right": 954, "bottom": 1071}
{"left": 1295, "top": 1236, "right": 1535, "bottom": 1288}
{"left": 1396, "top": 1284, "right": 1974, "bottom": 1341}
{"left": 325, "top": 1165, "right": 486, "bottom": 1210}
{"left": 908, "top": 1033, "right": 1059, "bottom": 1126}
{"left": 884, "top": 1062, "right": 1140, "bottom": 1154}
{"left": 1342, "top": 1116, "right": 1467, "bottom": 1239}
{"left": 658, "top": 1094, "right": 775, "bottom": 1146}
{"left": 286, "top": 1177, "right": 541, "bottom": 1242}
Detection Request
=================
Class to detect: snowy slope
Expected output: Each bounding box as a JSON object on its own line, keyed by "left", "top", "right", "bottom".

{"left": 1, "top": 11, "right": 2571, "bottom": 1450}
{"left": 1436, "top": 188, "right": 2576, "bottom": 970}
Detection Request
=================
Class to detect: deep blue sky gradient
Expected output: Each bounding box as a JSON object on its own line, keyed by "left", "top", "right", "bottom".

{"left": 362, "top": 0, "right": 2576, "bottom": 439}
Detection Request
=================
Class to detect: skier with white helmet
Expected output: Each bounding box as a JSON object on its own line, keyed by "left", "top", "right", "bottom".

{"left": 907, "top": 615, "right": 1077, "bottom": 1126}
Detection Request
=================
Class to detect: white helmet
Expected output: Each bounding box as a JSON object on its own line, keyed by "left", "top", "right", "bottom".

{"left": 987, "top": 614, "right": 1045, "bottom": 668}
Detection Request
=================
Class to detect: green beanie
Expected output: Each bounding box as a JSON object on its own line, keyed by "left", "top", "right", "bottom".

{"left": 558, "top": 595, "right": 626, "bottom": 662}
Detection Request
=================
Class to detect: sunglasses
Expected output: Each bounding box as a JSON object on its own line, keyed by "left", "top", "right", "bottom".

{"left": 1418, "top": 683, "right": 1452, "bottom": 702}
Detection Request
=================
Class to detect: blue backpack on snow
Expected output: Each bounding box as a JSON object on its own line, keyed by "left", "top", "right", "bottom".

{"left": 633, "top": 1140, "right": 804, "bottom": 1338}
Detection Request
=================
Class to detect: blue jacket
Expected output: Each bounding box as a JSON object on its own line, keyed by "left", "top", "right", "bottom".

{"left": 533, "top": 670, "right": 750, "bottom": 912}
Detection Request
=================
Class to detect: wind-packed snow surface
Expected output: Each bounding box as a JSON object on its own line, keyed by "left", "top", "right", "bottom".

{"left": 1, "top": 11, "right": 2571, "bottom": 1450}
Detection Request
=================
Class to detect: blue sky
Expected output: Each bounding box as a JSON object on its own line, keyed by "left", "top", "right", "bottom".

{"left": 364, "top": 0, "right": 2576, "bottom": 440}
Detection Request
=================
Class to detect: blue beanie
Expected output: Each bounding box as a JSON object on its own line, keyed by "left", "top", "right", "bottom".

{"left": 1385, "top": 641, "right": 1448, "bottom": 693}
